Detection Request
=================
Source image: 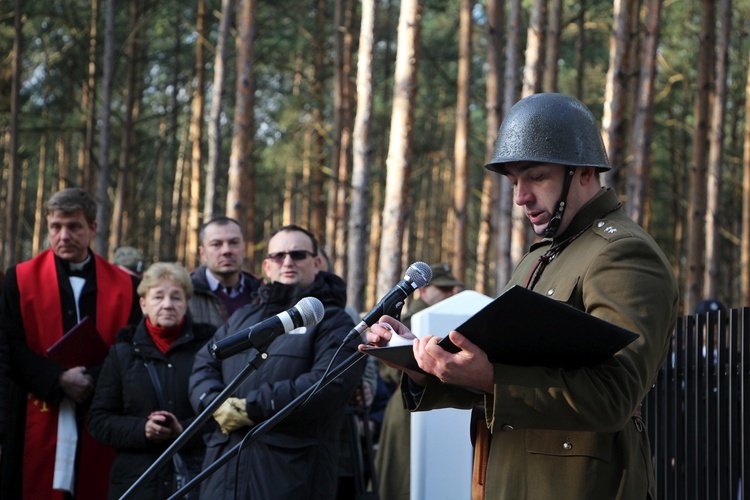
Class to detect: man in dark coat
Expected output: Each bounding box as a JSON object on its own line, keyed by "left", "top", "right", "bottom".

{"left": 189, "top": 216, "right": 262, "bottom": 329}
{"left": 0, "top": 187, "right": 141, "bottom": 499}
{"left": 189, "top": 224, "right": 365, "bottom": 499}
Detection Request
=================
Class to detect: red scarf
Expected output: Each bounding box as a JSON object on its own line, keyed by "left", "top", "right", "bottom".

{"left": 146, "top": 316, "right": 185, "bottom": 354}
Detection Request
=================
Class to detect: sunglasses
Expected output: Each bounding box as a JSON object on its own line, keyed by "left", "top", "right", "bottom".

{"left": 266, "top": 250, "right": 316, "bottom": 263}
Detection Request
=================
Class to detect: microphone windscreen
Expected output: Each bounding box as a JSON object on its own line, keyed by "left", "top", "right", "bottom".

{"left": 405, "top": 261, "right": 432, "bottom": 288}
{"left": 297, "top": 297, "right": 325, "bottom": 327}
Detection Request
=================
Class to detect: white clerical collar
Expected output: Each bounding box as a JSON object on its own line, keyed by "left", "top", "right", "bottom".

{"left": 68, "top": 253, "right": 92, "bottom": 271}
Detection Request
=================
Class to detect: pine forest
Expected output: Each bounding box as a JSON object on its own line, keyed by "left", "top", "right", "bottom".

{"left": 2, "top": 0, "right": 750, "bottom": 315}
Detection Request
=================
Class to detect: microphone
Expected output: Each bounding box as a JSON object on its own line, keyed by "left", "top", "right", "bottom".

{"left": 343, "top": 261, "right": 432, "bottom": 344}
{"left": 210, "top": 297, "right": 325, "bottom": 359}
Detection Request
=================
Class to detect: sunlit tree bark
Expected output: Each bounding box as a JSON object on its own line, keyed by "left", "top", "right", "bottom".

{"left": 476, "top": 0, "right": 504, "bottom": 296}
{"left": 377, "top": 0, "right": 422, "bottom": 299}
{"left": 206, "top": 0, "right": 233, "bottom": 221}
{"left": 185, "top": 0, "right": 207, "bottom": 268}
{"left": 347, "top": 0, "right": 376, "bottom": 314}
{"left": 741, "top": 51, "right": 750, "bottom": 306}
{"left": 451, "top": 0, "right": 472, "bottom": 283}
{"left": 497, "top": 0, "right": 522, "bottom": 287}
{"left": 227, "top": 0, "right": 257, "bottom": 268}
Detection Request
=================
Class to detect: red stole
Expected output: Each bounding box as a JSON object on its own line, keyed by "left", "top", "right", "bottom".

{"left": 16, "top": 249, "right": 134, "bottom": 500}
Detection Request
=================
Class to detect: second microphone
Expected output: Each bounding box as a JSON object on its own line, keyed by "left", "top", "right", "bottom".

{"left": 209, "top": 296, "right": 325, "bottom": 359}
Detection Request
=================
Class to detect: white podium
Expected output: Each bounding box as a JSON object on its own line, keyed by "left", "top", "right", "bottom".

{"left": 409, "top": 290, "right": 493, "bottom": 500}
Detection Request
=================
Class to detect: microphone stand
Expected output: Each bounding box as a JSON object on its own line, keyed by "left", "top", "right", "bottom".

{"left": 167, "top": 350, "right": 368, "bottom": 499}
{"left": 119, "top": 348, "right": 271, "bottom": 500}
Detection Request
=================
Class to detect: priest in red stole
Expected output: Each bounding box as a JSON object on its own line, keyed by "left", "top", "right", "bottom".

{"left": 0, "top": 188, "right": 141, "bottom": 499}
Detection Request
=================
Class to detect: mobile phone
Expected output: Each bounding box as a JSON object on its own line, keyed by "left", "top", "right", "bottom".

{"left": 156, "top": 415, "right": 172, "bottom": 427}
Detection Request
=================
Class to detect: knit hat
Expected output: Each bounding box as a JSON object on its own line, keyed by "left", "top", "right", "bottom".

{"left": 114, "top": 246, "right": 145, "bottom": 275}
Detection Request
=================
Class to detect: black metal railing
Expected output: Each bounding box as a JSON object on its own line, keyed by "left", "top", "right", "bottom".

{"left": 644, "top": 309, "right": 750, "bottom": 500}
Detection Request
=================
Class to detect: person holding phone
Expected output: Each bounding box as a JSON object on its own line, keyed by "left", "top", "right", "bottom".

{"left": 88, "top": 262, "right": 215, "bottom": 499}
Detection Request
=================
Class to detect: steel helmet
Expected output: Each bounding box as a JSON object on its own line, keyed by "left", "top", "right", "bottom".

{"left": 485, "top": 93, "right": 610, "bottom": 174}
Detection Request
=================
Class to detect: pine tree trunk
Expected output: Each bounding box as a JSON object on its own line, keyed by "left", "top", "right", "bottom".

{"left": 310, "top": 0, "right": 328, "bottom": 247}
{"left": 377, "top": 0, "right": 422, "bottom": 299}
{"left": 685, "top": 0, "right": 715, "bottom": 312}
{"left": 5, "top": 0, "right": 24, "bottom": 268}
{"left": 95, "top": 0, "right": 116, "bottom": 255}
{"left": 542, "top": 0, "right": 562, "bottom": 92}
{"left": 109, "top": 0, "right": 141, "bottom": 256}
{"left": 452, "top": 0, "right": 472, "bottom": 282}
{"left": 186, "top": 0, "right": 206, "bottom": 268}
{"left": 602, "top": 0, "right": 635, "bottom": 190}
{"left": 741, "top": 51, "right": 750, "bottom": 306}
{"left": 205, "top": 0, "right": 233, "bottom": 221}
{"left": 704, "top": 0, "right": 731, "bottom": 300}
{"left": 476, "top": 0, "right": 504, "bottom": 295}
{"left": 32, "top": 134, "right": 47, "bottom": 255}
{"left": 347, "top": 0, "right": 376, "bottom": 314}
{"left": 227, "top": 0, "right": 257, "bottom": 268}
{"left": 498, "top": 0, "right": 522, "bottom": 286}
{"left": 77, "top": 0, "right": 98, "bottom": 192}
{"left": 628, "top": 0, "right": 662, "bottom": 226}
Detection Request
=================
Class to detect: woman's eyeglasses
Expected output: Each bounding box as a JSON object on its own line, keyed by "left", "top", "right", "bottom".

{"left": 266, "top": 250, "right": 316, "bottom": 263}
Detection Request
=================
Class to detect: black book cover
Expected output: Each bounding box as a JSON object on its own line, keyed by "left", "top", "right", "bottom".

{"left": 362, "top": 285, "right": 639, "bottom": 371}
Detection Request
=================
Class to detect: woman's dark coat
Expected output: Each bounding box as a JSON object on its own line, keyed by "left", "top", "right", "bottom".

{"left": 88, "top": 316, "right": 215, "bottom": 499}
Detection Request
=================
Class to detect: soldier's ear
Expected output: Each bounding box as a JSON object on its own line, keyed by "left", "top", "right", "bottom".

{"left": 579, "top": 166, "right": 597, "bottom": 185}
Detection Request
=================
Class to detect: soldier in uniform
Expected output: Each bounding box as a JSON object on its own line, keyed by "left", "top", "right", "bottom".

{"left": 363, "top": 93, "right": 679, "bottom": 499}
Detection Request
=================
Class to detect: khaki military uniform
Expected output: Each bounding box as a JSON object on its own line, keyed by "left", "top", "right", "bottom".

{"left": 405, "top": 189, "right": 679, "bottom": 499}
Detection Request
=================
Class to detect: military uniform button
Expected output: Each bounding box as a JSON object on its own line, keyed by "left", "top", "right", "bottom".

{"left": 597, "top": 221, "right": 606, "bottom": 227}
{"left": 547, "top": 288, "right": 554, "bottom": 296}
{"left": 501, "top": 424, "right": 514, "bottom": 432}
{"left": 563, "top": 440, "right": 573, "bottom": 450}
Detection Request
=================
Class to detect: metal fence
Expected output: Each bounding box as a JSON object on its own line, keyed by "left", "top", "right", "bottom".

{"left": 644, "top": 309, "right": 750, "bottom": 499}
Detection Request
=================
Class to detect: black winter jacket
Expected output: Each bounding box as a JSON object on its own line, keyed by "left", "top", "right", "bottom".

{"left": 88, "top": 316, "right": 215, "bottom": 500}
{"left": 189, "top": 271, "right": 365, "bottom": 500}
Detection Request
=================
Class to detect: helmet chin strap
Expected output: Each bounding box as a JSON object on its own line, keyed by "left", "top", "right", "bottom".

{"left": 542, "top": 167, "right": 576, "bottom": 238}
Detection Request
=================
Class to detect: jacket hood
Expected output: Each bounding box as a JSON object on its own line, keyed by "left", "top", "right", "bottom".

{"left": 257, "top": 271, "right": 348, "bottom": 310}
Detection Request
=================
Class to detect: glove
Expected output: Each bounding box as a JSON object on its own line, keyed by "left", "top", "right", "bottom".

{"left": 213, "top": 397, "right": 254, "bottom": 434}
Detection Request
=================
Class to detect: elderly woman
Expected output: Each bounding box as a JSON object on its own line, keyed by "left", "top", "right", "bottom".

{"left": 88, "top": 262, "right": 214, "bottom": 499}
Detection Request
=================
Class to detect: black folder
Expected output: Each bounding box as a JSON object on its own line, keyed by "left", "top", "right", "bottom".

{"left": 362, "top": 285, "right": 639, "bottom": 371}
{"left": 46, "top": 316, "right": 109, "bottom": 369}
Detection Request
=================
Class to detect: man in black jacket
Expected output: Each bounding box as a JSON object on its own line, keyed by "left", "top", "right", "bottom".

{"left": 189, "top": 224, "right": 365, "bottom": 500}
{"left": 189, "top": 216, "right": 262, "bottom": 329}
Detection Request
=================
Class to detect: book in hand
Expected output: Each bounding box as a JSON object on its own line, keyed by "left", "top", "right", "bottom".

{"left": 362, "top": 285, "right": 639, "bottom": 371}
{"left": 46, "top": 316, "right": 110, "bottom": 369}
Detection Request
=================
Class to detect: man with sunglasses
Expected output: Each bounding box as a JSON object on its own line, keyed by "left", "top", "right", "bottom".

{"left": 189, "top": 224, "right": 365, "bottom": 500}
